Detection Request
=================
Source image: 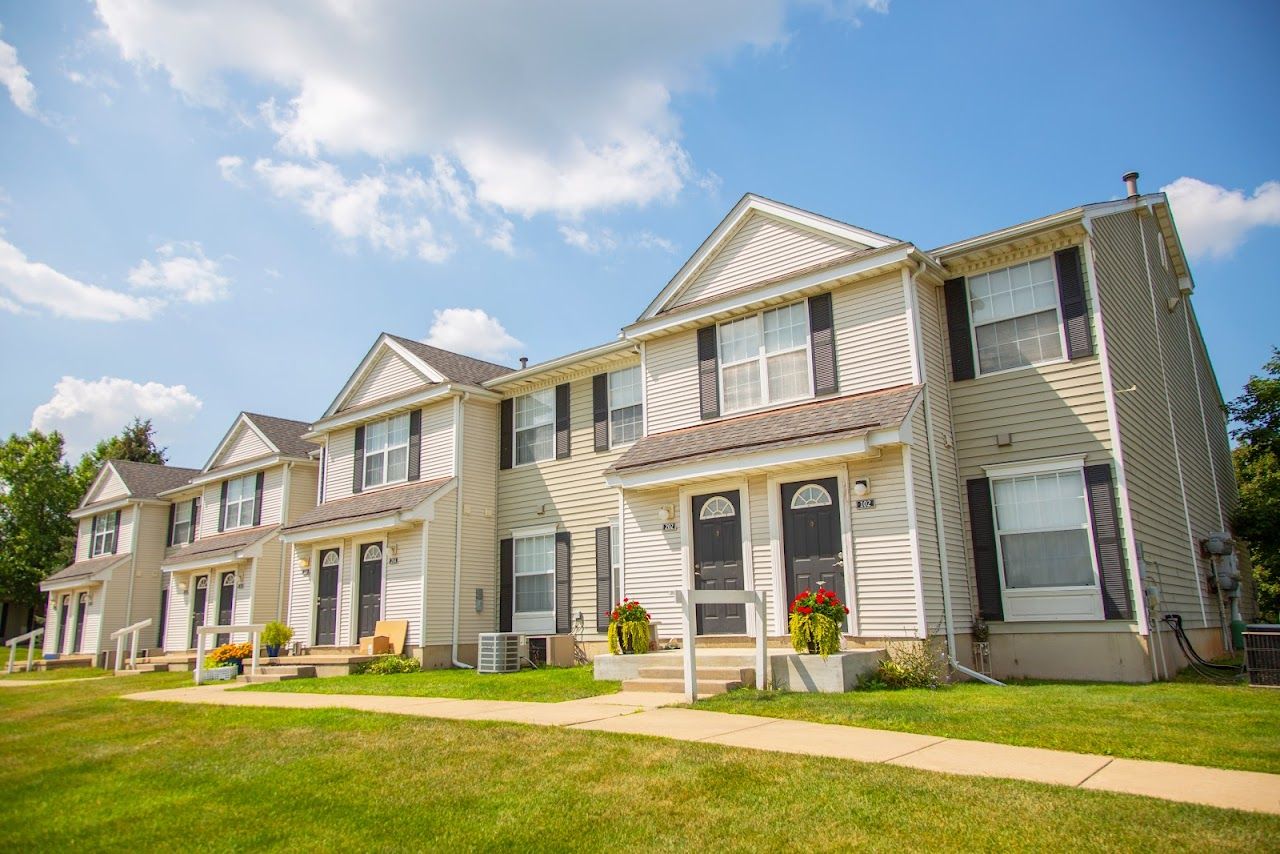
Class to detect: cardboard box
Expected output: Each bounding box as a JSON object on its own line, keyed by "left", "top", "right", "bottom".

{"left": 359, "top": 635, "right": 391, "bottom": 655}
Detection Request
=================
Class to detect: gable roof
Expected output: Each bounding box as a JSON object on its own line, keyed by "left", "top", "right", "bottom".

{"left": 639, "top": 194, "right": 901, "bottom": 321}
{"left": 41, "top": 553, "right": 129, "bottom": 590}
{"left": 282, "top": 477, "right": 453, "bottom": 535}
{"left": 202, "top": 412, "right": 314, "bottom": 473}
{"left": 385, "top": 335, "right": 513, "bottom": 385}
{"left": 80, "top": 460, "right": 201, "bottom": 508}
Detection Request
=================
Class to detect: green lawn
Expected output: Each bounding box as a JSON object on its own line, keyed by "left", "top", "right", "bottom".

{"left": 0, "top": 675, "right": 1276, "bottom": 850}
{"left": 0, "top": 666, "right": 111, "bottom": 681}
{"left": 239, "top": 664, "right": 620, "bottom": 702}
{"left": 0, "top": 645, "right": 42, "bottom": 668}
{"left": 695, "top": 680, "right": 1280, "bottom": 773}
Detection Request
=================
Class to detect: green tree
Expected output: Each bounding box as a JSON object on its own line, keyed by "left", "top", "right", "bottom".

{"left": 1230, "top": 348, "right": 1280, "bottom": 622}
{"left": 0, "top": 431, "right": 81, "bottom": 609}
{"left": 72, "top": 417, "right": 167, "bottom": 495}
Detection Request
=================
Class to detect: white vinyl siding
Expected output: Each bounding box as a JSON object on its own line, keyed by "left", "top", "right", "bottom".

{"left": 223, "top": 474, "right": 257, "bottom": 530}
{"left": 968, "top": 257, "right": 1064, "bottom": 375}
{"left": 514, "top": 388, "right": 555, "bottom": 466}
{"left": 608, "top": 366, "right": 643, "bottom": 446}
{"left": 718, "top": 301, "right": 811, "bottom": 414}
{"left": 363, "top": 413, "right": 410, "bottom": 488}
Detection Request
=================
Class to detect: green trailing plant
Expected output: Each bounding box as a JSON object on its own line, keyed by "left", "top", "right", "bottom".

{"left": 788, "top": 587, "right": 848, "bottom": 658}
{"left": 869, "top": 639, "right": 946, "bottom": 689}
{"left": 262, "top": 621, "right": 293, "bottom": 649}
{"left": 355, "top": 655, "right": 421, "bottom": 675}
{"left": 607, "top": 598, "right": 651, "bottom": 655}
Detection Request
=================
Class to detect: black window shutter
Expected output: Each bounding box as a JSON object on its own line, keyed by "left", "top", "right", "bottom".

{"left": 166, "top": 503, "right": 176, "bottom": 547}
{"left": 1085, "top": 463, "right": 1132, "bottom": 620}
{"left": 554, "top": 383, "right": 571, "bottom": 460}
{"left": 944, "top": 277, "right": 975, "bottom": 381}
{"left": 111, "top": 510, "right": 121, "bottom": 554}
{"left": 595, "top": 526, "right": 613, "bottom": 632}
{"left": 592, "top": 374, "right": 609, "bottom": 452}
{"left": 189, "top": 498, "right": 199, "bottom": 543}
{"left": 697, "top": 325, "right": 720, "bottom": 419}
{"left": 252, "top": 471, "right": 265, "bottom": 527}
{"left": 498, "top": 538, "right": 513, "bottom": 632}
{"left": 407, "top": 409, "right": 422, "bottom": 481}
{"left": 499, "top": 398, "right": 513, "bottom": 470}
{"left": 217, "top": 481, "right": 228, "bottom": 532}
{"left": 808, "top": 293, "right": 838, "bottom": 396}
{"left": 1055, "top": 246, "right": 1094, "bottom": 360}
{"left": 966, "top": 478, "right": 1003, "bottom": 620}
{"left": 352, "top": 425, "right": 365, "bottom": 494}
{"left": 555, "top": 531, "right": 572, "bottom": 634}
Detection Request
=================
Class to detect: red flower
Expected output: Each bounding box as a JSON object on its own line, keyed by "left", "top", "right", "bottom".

{"left": 843, "top": 606, "right": 850, "bottom": 614}
{"left": 798, "top": 605, "right": 812, "bottom": 615}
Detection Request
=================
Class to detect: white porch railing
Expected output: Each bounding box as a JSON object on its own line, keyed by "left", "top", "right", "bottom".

{"left": 110, "top": 618, "right": 153, "bottom": 674}
{"left": 194, "top": 624, "right": 264, "bottom": 685}
{"left": 5, "top": 628, "right": 44, "bottom": 674}
{"left": 672, "top": 589, "right": 768, "bottom": 702}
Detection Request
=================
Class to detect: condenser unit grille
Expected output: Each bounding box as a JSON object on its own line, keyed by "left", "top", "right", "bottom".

{"left": 477, "top": 632, "right": 521, "bottom": 674}
{"left": 1244, "top": 626, "right": 1280, "bottom": 687}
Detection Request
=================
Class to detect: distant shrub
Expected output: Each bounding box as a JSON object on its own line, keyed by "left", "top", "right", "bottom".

{"left": 865, "top": 639, "right": 946, "bottom": 690}
{"left": 355, "top": 655, "right": 421, "bottom": 675}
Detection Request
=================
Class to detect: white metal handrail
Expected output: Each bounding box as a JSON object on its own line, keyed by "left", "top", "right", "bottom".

{"left": 111, "top": 618, "right": 154, "bottom": 675}
{"left": 5, "top": 628, "right": 44, "bottom": 674}
{"left": 672, "top": 589, "right": 769, "bottom": 702}
{"left": 194, "top": 624, "right": 265, "bottom": 684}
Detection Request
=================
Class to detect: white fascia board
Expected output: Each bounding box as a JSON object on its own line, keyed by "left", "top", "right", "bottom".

{"left": 174, "top": 455, "right": 284, "bottom": 491}
{"left": 203, "top": 413, "right": 279, "bottom": 473}
{"left": 930, "top": 207, "right": 1086, "bottom": 259}
{"left": 384, "top": 338, "right": 446, "bottom": 383}
{"left": 626, "top": 244, "right": 913, "bottom": 340}
{"left": 40, "top": 575, "right": 107, "bottom": 593}
{"left": 312, "top": 383, "right": 497, "bottom": 434}
{"left": 320, "top": 334, "right": 447, "bottom": 420}
{"left": 69, "top": 496, "right": 144, "bottom": 520}
{"left": 78, "top": 461, "right": 123, "bottom": 510}
{"left": 161, "top": 553, "right": 249, "bottom": 574}
{"left": 483, "top": 339, "right": 635, "bottom": 390}
{"left": 280, "top": 513, "right": 412, "bottom": 545}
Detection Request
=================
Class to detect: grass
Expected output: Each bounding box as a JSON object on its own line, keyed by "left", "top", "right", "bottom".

{"left": 239, "top": 664, "right": 621, "bottom": 702}
{"left": 0, "top": 666, "right": 112, "bottom": 681}
{"left": 695, "top": 679, "right": 1280, "bottom": 774}
{"left": 0, "top": 645, "right": 41, "bottom": 668}
{"left": 0, "top": 675, "right": 1276, "bottom": 851}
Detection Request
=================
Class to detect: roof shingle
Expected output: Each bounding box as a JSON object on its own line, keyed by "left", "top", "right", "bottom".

{"left": 98, "top": 460, "right": 201, "bottom": 503}
{"left": 161, "top": 525, "right": 278, "bottom": 566}
{"left": 387, "top": 334, "right": 514, "bottom": 385}
{"left": 282, "top": 477, "right": 452, "bottom": 535}
{"left": 41, "top": 553, "right": 129, "bottom": 588}
{"left": 611, "top": 385, "right": 920, "bottom": 474}
{"left": 242, "top": 413, "right": 316, "bottom": 459}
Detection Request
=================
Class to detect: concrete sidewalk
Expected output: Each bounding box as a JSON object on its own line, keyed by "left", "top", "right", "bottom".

{"left": 124, "top": 684, "right": 1280, "bottom": 815}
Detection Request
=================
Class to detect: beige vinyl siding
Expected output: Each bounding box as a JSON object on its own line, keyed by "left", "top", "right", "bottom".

{"left": 832, "top": 274, "right": 914, "bottom": 395}
{"left": 76, "top": 506, "right": 134, "bottom": 560}
{"left": 496, "top": 364, "right": 633, "bottom": 636}
{"left": 75, "top": 517, "right": 93, "bottom": 561}
{"left": 422, "top": 400, "right": 455, "bottom": 482}
{"left": 458, "top": 399, "right": 499, "bottom": 644}
{"left": 1091, "top": 211, "right": 1209, "bottom": 627}
{"left": 620, "top": 486, "right": 682, "bottom": 631}
{"left": 336, "top": 542, "right": 355, "bottom": 645}
{"left": 910, "top": 408, "right": 943, "bottom": 635}
{"left": 87, "top": 467, "right": 128, "bottom": 504}
{"left": 425, "top": 496, "right": 457, "bottom": 647}
{"left": 324, "top": 426, "right": 356, "bottom": 503}
{"left": 916, "top": 277, "right": 973, "bottom": 627}
{"left": 673, "top": 212, "right": 866, "bottom": 309}
{"left": 199, "top": 483, "right": 222, "bottom": 538}
{"left": 259, "top": 466, "right": 285, "bottom": 526}
{"left": 384, "top": 527, "right": 424, "bottom": 646}
{"left": 127, "top": 503, "right": 171, "bottom": 643}
{"left": 286, "top": 465, "right": 319, "bottom": 525}
{"left": 847, "top": 448, "right": 919, "bottom": 637}
{"left": 286, "top": 546, "right": 314, "bottom": 646}
{"left": 644, "top": 329, "right": 700, "bottom": 434}
{"left": 163, "top": 572, "right": 188, "bottom": 650}
{"left": 749, "top": 475, "right": 772, "bottom": 623}
{"left": 217, "top": 425, "right": 272, "bottom": 468}
{"left": 251, "top": 538, "right": 285, "bottom": 625}
{"left": 345, "top": 350, "right": 429, "bottom": 409}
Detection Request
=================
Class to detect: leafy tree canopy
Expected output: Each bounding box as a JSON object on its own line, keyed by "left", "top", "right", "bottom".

{"left": 72, "top": 417, "right": 168, "bottom": 496}
{"left": 1231, "top": 347, "right": 1280, "bottom": 622}
{"left": 0, "top": 431, "right": 80, "bottom": 607}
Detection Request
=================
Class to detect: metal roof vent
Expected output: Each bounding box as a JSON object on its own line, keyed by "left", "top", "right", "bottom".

{"left": 1123, "top": 171, "right": 1140, "bottom": 198}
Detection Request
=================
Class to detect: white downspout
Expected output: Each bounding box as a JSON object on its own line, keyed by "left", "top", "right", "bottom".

{"left": 451, "top": 392, "right": 472, "bottom": 669}
{"left": 276, "top": 462, "right": 293, "bottom": 622}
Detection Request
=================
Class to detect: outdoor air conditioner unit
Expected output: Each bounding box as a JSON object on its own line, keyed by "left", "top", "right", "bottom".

{"left": 1244, "top": 625, "right": 1280, "bottom": 688}
{"left": 477, "top": 632, "right": 521, "bottom": 674}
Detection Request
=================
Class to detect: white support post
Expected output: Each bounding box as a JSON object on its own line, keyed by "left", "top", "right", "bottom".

{"left": 250, "top": 630, "right": 260, "bottom": 677}
{"left": 7, "top": 628, "right": 44, "bottom": 675}
{"left": 194, "top": 632, "right": 204, "bottom": 684}
{"left": 676, "top": 589, "right": 770, "bottom": 700}
{"left": 26, "top": 633, "right": 35, "bottom": 673}
{"left": 115, "top": 635, "right": 126, "bottom": 675}
{"left": 755, "top": 591, "right": 768, "bottom": 691}
{"left": 129, "top": 631, "right": 139, "bottom": 671}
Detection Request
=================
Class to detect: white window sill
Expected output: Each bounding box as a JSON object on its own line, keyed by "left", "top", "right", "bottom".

{"left": 971, "top": 355, "right": 1074, "bottom": 382}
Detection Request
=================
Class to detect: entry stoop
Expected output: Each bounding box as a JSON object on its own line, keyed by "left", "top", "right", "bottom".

{"left": 239, "top": 665, "right": 317, "bottom": 684}
{"left": 622, "top": 664, "right": 757, "bottom": 695}
{"left": 132, "top": 663, "right": 170, "bottom": 672}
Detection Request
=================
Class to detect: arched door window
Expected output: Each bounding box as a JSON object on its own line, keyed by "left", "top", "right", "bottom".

{"left": 790, "top": 484, "right": 833, "bottom": 509}
{"left": 698, "top": 496, "right": 736, "bottom": 520}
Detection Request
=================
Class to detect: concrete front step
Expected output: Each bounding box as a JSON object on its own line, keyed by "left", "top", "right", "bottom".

{"left": 622, "top": 677, "right": 742, "bottom": 695}
{"left": 131, "top": 663, "right": 170, "bottom": 672}
{"left": 238, "top": 665, "right": 317, "bottom": 684}
{"left": 637, "top": 665, "right": 755, "bottom": 685}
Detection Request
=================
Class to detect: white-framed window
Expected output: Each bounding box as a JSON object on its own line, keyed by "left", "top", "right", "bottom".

{"left": 993, "top": 469, "right": 1095, "bottom": 590}
{"left": 608, "top": 366, "right": 643, "bottom": 447}
{"left": 718, "top": 301, "right": 811, "bottom": 414}
{"left": 90, "top": 512, "right": 116, "bottom": 557}
{"left": 699, "top": 495, "right": 736, "bottom": 520}
{"left": 968, "top": 257, "right": 1064, "bottom": 375}
{"left": 363, "top": 413, "right": 411, "bottom": 488}
{"left": 790, "top": 484, "right": 833, "bottom": 509}
{"left": 514, "top": 389, "right": 555, "bottom": 466}
{"left": 171, "top": 501, "right": 194, "bottom": 544}
{"left": 222, "top": 474, "right": 257, "bottom": 530}
{"left": 513, "top": 533, "right": 555, "bottom": 633}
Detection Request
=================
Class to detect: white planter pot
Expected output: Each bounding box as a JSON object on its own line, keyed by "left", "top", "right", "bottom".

{"left": 202, "top": 666, "right": 238, "bottom": 682}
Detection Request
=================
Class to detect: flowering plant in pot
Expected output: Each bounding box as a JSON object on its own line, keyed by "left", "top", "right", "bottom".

{"left": 206, "top": 642, "right": 255, "bottom": 673}
{"left": 788, "top": 586, "right": 849, "bottom": 658}
{"left": 262, "top": 621, "right": 293, "bottom": 657}
{"left": 607, "top": 598, "right": 651, "bottom": 655}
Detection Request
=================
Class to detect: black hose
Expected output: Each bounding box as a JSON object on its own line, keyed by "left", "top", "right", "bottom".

{"left": 1161, "top": 614, "right": 1244, "bottom": 680}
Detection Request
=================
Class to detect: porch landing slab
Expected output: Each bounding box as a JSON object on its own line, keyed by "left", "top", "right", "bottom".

{"left": 122, "top": 684, "right": 1280, "bottom": 814}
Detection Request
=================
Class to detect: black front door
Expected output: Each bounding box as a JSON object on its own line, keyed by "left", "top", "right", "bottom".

{"left": 216, "top": 572, "right": 235, "bottom": 646}
{"left": 692, "top": 492, "right": 747, "bottom": 635}
{"left": 57, "top": 595, "right": 70, "bottom": 654}
{"left": 315, "top": 548, "right": 340, "bottom": 646}
{"left": 782, "top": 478, "right": 848, "bottom": 622}
{"left": 358, "top": 543, "right": 383, "bottom": 639}
{"left": 190, "top": 577, "right": 207, "bottom": 649}
{"left": 73, "top": 592, "right": 88, "bottom": 653}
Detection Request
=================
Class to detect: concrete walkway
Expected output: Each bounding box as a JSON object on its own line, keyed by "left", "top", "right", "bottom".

{"left": 123, "top": 684, "right": 1280, "bottom": 816}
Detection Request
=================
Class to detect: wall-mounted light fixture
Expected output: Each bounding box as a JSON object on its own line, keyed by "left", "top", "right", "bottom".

{"left": 657, "top": 504, "right": 674, "bottom": 523}
{"left": 852, "top": 479, "right": 871, "bottom": 498}
{"left": 178, "top": 579, "right": 189, "bottom": 594}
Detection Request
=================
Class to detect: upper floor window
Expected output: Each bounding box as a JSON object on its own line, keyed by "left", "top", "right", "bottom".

{"left": 223, "top": 474, "right": 257, "bottom": 530}
{"left": 992, "top": 469, "right": 1095, "bottom": 590}
{"left": 608, "top": 366, "right": 643, "bottom": 446}
{"left": 718, "top": 302, "right": 811, "bottom": 414}
{"left": 514, "top": 389, "right": 555, "bottom": 466}
{"left": 90, "top": 512, "right": 116, "bottom": 557}
{"left": 968, "top": 258, "right": 1064, "bottom": 375}
{"left": 171, "top": 500, "right": 194, "bottom": 544}
{"left": 364, "top": 413, "right": 410, "bottom": 488}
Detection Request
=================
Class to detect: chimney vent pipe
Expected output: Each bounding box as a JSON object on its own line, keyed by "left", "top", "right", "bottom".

{"left": 519, "top": 356, "right": 529, "bottom": 369}
{"left": 1123, "top": 171, "right": 1140, "bottom": 199}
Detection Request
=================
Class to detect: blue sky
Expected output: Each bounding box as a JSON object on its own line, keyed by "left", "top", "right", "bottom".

{"left": 1, "top": 1, "right": 1278, "bottom": 468}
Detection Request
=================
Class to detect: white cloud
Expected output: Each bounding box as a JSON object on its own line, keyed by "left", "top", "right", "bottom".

{"left": 94, "top": 1, "right": 797, "bottom": 216}
{"left": 560, "top": 225, "right": 676, "bottom": 255}
{"left": 0, "top": 25, "right": 37, "bottom": 117}
{"left": 423, "top": 308, "right": 522, "bottom": 363}
{"left": 217, "top": 154, "right": 245, "bottom": 185}
{"left": 31, "top": 376, "right": 202, "bottom": 457}
{"left": 1162, "top": 177, "right": 1280, "bottom": 261}
{"left": 0, "top": 235, "right": 157, "bottom": 321}
{"left": 636, "top": 231, "right": 677, "bottom": 253}
{"left": 127, "top": 241, "right": 231, "bottom": 304}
